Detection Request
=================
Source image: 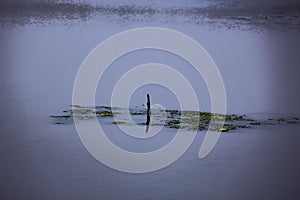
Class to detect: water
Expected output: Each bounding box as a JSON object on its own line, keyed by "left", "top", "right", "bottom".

{"left": 1, "top": 0, "right": 300, "bottom": 199}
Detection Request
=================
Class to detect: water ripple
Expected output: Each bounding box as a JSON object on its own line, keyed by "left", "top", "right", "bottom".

{"left": 1, "top": 1, "right": 300, "bottom": 31}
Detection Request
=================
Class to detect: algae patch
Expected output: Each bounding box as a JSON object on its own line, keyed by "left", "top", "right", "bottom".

{"left": 50, "top": 105, "right": 299, "bottom": 132}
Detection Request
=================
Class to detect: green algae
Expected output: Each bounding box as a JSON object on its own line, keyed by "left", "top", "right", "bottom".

{"left": 98, "top": 111, "right": 113, "bottom": 117}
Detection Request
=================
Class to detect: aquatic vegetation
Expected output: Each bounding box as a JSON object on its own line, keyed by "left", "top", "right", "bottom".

{"left": 112, "top": 121, "right": 126, "bottom": 125}
{"left": 166, "top": 119, "right": 180, "bottom": 125}
{"left": 50, "top": 105, "right": 299, "bottom": 132}
{"left": 130, "top": 111, "right": 147, "bottom": 115}
{"left": 249, "top": 121, "right": 261, "bottom": 125}
{"left": 97, "top": 111, "right": 113, "bottom": 117}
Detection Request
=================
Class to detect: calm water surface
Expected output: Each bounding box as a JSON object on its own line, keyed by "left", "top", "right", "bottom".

{"left": 1, "top": 0, "right": 300, "bottom": 199}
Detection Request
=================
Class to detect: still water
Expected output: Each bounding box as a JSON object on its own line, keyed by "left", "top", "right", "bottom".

{"left": 1, "top": 0, "right": 300, "bottom": 199}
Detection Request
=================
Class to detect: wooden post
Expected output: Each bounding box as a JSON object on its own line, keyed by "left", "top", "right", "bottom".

{"left": 147, "top": 93, "right": 150, "bottom": 110}
{"left": 146, "top": 93, "right": 151, "bottom": 133}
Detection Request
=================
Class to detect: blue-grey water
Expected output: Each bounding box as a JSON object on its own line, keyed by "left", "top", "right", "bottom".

{"left": 1, "top": 0, "right": 300, "bottom": 199}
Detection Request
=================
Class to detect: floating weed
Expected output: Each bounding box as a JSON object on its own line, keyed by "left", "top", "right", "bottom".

{"left": 219, "top": 127, "right": 229, "bottom": 132}
{"left": 112, "top": 121, "right": 126, "bottom": 125}
{"left": 96, "top": 111, "right": 113, "bottom": 117}
{"left": 250, "top": 121, "right": 261, "bottom": 125}
{"left": 166, "top": 119, "right": 180, "bottom": 125}
{"left": 50, "top": 105, "right": 299, "bottom": 133}
{"left": 130, "top": 111, "right": 147, "bottom": 115}
{"left": 237, "top": 125, "right": 250, "bottom": 129}
{"left": 50, "top": 115, "right": 71, "bottom": 118}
